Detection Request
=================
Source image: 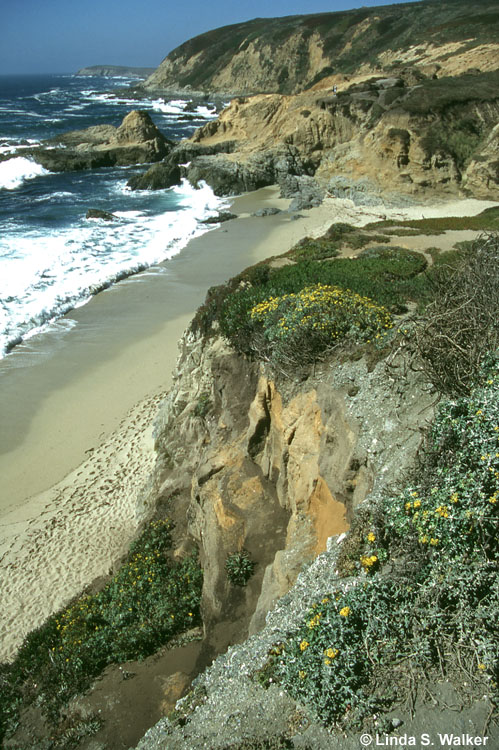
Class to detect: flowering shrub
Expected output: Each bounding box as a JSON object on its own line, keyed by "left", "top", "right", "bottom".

{"left": 248, "top": 284, "right": 392, "bottom": 368}
{"left": 385, "top": 364, "right": 499, "bottom": 560}
{"left": 264, "top": 363, "right": 498, "bottom": 727}
{"left": 215, "top": 247, "right": 428, "bottom": 356}
{"left": 0, "top": 518, "right": 203, "bottom": 738}
{"left": 273, "top": 581, "right": 414, "bottom": 724}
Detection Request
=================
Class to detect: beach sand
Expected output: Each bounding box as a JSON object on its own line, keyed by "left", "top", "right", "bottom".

{"left": 0, "top": 188, "right": 496, "bottom": 661}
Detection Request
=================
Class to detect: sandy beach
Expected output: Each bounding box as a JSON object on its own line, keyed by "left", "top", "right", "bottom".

{"left": 0, "top": 187, "right": 496, "bottom": 662}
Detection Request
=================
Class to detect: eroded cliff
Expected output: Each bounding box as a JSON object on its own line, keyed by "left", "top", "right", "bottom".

{"left": 131, "top": 70, "right": 499, "bottom": 201}
{"left": 149, "top": 327, "right": 434, "bottom": 659}
{"left": 141, "top": 0, "right": 499, "bottom": 95}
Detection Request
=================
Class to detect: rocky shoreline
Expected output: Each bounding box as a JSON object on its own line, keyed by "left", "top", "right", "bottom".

{"left": 26, "top": 109, "right": 172, "bottom": 172}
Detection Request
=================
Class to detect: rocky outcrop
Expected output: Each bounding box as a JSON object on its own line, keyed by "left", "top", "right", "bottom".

{"left": 30, "top": 110, "right": 172, "bottom": 172}
{"left": 140, "top": 0, "right": 499, "bottom": 95}
{"left": 462, "top": 122, "right": 499, "bottom": 199}
{"left": 150, "top": 329, "right": 433, "bottom": 655}
{"left": 86, "top": 208, "right": 116, "bottom": 221}
{"left": 129, "top": 73, "right": 499, "bottom": 200}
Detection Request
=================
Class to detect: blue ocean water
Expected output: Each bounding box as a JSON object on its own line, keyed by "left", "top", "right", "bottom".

{"left": 0, "top": 74, "right": 225, "bottom": 357}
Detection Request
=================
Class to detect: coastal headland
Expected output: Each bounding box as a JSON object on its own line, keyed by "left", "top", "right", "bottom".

{"left": 1, "top": 0, "right": 498, "bottom": 745}
{"left": 0, "top": 189, "right": 495, "bottom": 664}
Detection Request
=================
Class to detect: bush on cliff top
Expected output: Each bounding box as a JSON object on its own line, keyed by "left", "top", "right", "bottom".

{"left": 214, "top": 246, "right": 427, "bottom": 360}
{"left": 248, "top": 284, "right": 393, "bottom": 370}
{"left": 0, "top": 519, "right": 203, "bottom": 741}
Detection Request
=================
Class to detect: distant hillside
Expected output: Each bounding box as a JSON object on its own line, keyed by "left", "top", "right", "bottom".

{"left": 75, "top": 65, "right": 156, "bottom": 79}
{"left": 142, "top": 0, "right": 499, "bottom": 94}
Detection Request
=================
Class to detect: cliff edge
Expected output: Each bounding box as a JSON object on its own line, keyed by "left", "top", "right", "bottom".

{"left": 142, "top": 0, "right": 499, "bottom": 95}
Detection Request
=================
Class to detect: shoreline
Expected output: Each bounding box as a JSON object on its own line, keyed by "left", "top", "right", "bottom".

{"left": 0, "top": 185, "right": 342, "bottom": 661}
{"left": 0, "top": 188, "right": 496, "bottom": 662}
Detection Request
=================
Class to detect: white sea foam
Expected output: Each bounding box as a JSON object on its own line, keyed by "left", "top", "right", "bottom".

{"left": 32, "top": 88, "right": 62, "bottom": 101}
{"left": 195, "top": 105, "right": 218, "bottom": 118}
{"left": 0, "top": 157, "right": 50, "bottom": 190}
{"left": 0, "top": 180, "right": 228, "bottom": 356}
{"left": 0, "top": 140, "right": 39, "bottom": 154}
{"left": 151, "top": 99, "right": 187, "bottom": 114}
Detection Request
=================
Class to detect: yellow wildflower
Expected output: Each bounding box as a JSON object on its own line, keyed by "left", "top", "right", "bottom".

{"left": 300, "top": 640, "right": 309, "bottom": 651}
{"left": 360, "top": 554, "right": 378, "bottom": 569}
{"left": 339, "top": 606, "right": 351, "bottom": 617}
{"left": 367, "top": 532, "right": 376, "bottom": 543}
{"left": 308, "top": 613, "right": 321, "bottom": 629}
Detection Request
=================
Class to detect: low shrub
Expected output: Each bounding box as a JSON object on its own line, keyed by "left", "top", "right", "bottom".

{"left": 266, "top": 362, "right": 499, "bottom": 727}
{"left": 385, "top": 364, "right": 499, "bottom": 561}
{"left": 0, "top": 519, "right": 203, "bottom": 740}
{"left": 248, "top": 284, "right": 393, "bottom": 369}
{"left": 226, "top": 551, "right": 256, "bottom": 587}
{"left": 288, "top": 223, "right": 388, "bottom": 262}
{"left": 218, "top": 248, "right": 428, "bottom": 360}
{"left": 413, "top": 233, "right": 499, "bottom": 394}
{"left": 367, "top": 206, "right": 499, "bottom": 234}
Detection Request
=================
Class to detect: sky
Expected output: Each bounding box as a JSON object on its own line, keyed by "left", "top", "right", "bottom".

{"left": 1, "top": 0, "right": 421, "bottom": 75}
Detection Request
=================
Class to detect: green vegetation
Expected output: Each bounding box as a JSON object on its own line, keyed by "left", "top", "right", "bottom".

{"left": 0, "top": 519, "right": 203, "bottom": 742}
{"left": 421, "top": 117, "right": 482, "bottom": 170}
{"left": 226, "top": 551, "right": 256, "bottom": 587}
{"left": 194, "top": 391, "right": 212, "bottom": 418}
{"left": 160, "top": 1, "right": 499, "bottom": 94}
{"left": 260, "top": 360, "right": 498, "bottom": 728}
{"left": 194, "top": 234, "right": 428, "bottom": 367}
{"left": 253, "top": 233, "right": 499, "bottom": 729}
{"left": 402, "top": 71, "right": 499, "bottom": 116}
{"left": 249, "top": 284, "right": 393, "bottom": 369}
{"left": 367, "top": 206, "right": 499, "bottom": 234}
{"left": 288, "top": 223, "right": 388, "bottom": 262}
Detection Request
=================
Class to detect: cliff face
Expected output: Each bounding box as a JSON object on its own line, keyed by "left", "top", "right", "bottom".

{"left": 150, "top": 329, "right": 433, "bottom": 655}
{"left": 142, "top": 0, "right": 499, "bottom": 95}
{"left": 132, "top": 72, "right": 499, "bottom": 200}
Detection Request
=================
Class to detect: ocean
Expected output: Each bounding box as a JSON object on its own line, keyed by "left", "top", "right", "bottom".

{"left": 0, "top": 73, "right": 227, "bottom": 358}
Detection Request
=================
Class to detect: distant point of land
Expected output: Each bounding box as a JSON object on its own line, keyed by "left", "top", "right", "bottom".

{"left": 75, "top": 65, "right": 156, "bottom": 79}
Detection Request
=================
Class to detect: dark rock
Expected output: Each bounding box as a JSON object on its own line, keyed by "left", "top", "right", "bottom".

{"left": 280, "top": 174, "right": 325, "bottom": 210}
{"left": 128, "top": 140, "right": 238, "bottom": 191}
{"left": 130, "top": 140, "right": 313, "bottom": 196}
{"left": 75, "top": 65, "right": 155, "bottom": 79}
{"left": 86, "top": 209, "right": 116, "bottom": 221}
{"left": 327, "top": 176, "right": 382, "bottom": 206}
{"left": 201, "top": 211, "right": 237, "bottom": 224}
{"left": 127, "top": 160, "right": 182, "bottom": 190}
{"left": 29, "top": 110, "right": 172, "bottom": 173}
{"left": 252, "top": 207, "right": 282, "bottom": 217}
{"left": 186, "top": 146, "right": 313, "bottom": 196}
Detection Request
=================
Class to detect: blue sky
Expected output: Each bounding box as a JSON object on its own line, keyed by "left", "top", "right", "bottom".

{"left": 1, "top": 0, "right": 421, "bottom": 75}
